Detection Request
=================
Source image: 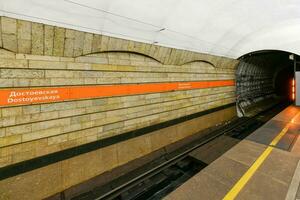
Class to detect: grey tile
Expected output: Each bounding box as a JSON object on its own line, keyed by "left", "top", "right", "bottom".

{"left": 258, "top": 148, "right": 299, "bottom": 185}
{"left": 246, "top": 127, "right": 281, "bottom": 146}
{"left": 164, "top": 172, "right": 230, "bottom": 200}
{"left": 263, "top": 120, "right": 287, "bottom": 130}
{"left": 203, "top": 156, "right": 249, "bottom": 186}
{"left": 224, "top": 140, "right": 267, "bottom": 166}
{"left": 237, "top": 171, "right": 289, "bottom": 200}
{"left": 276, "top": 132, "right": 297, "bottom": 151}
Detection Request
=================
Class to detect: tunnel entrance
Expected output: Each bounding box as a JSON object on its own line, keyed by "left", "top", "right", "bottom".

{"left": 236, "top": 50, "right": 295, "bottom": 117}
{"left": 274, "top": 64, "right": 294, "bottom": 98}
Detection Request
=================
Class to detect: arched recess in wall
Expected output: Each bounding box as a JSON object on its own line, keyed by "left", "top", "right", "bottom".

{"left": 76, "top": 50, "right": 222, "bottom": 68}
{"left": 88, "top": 50, "right": 162, "bottom": 63}
{"left": 75, "top": 50, "right": 163, "bottom": 66}
{"left": 236, "top": 50, "right": 295, "bottom": 117}
{"left": 180, "top": 60, "right": 216, "bottom": 68}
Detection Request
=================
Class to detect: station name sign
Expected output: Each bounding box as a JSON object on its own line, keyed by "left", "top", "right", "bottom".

{"left": 0, "top": 80, "right": 235, "bottom": 106}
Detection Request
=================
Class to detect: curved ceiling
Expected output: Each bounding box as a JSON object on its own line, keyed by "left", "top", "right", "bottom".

{"left": 1, "top": 0, "right": 300, "bottom": 58}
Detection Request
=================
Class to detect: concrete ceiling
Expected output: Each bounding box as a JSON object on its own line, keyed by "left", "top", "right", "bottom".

{"left": 1, "top": 0, "right": 300, "bottom": 58}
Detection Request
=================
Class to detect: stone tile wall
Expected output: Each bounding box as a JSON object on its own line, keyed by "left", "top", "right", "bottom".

{"left": 0, "top": 16, "right": 237, "bottom": 169}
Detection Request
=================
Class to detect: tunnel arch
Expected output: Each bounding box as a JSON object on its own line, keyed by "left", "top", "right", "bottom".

{"left": 236, "top": 50, "right": 295, "bottom": 117}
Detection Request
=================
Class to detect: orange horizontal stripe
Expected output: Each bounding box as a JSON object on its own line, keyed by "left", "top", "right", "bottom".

{"left": 0, "top": 80, "right": 235, "bottom": 106}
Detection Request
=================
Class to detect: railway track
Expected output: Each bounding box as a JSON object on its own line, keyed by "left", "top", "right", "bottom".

{"left": 72, "top": 102, "right": 289, "bottom": 200}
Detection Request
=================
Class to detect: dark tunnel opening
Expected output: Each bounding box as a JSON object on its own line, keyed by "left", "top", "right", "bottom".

{"left": 236, "top": 50, "right": 295, "bottom": 117}
{"left": 274, "top": 64, "right": 294, "bottom": 97}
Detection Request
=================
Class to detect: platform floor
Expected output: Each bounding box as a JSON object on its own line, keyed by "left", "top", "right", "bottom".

{"left": 164, "top": 105, "right": 300, "bottom": 200}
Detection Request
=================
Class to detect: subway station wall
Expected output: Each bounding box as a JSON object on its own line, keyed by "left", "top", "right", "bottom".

{"left": 0, "top": 16, "right": 238, "bottom": 171}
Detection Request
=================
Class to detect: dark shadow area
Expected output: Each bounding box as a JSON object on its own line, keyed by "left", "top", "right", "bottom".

{"left": 274, "top": 64, "right": 294, "bottom": 98}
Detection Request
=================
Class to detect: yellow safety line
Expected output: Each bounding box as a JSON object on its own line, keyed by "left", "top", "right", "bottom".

{"left": 223, "top": 111, "right": 300, "bottom": 200}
